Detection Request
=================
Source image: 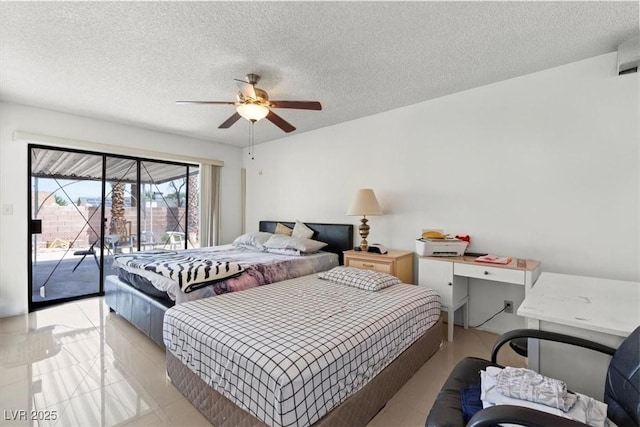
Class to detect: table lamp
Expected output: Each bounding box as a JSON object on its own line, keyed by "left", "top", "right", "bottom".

{"left": 347, "top": 189, "right": 382, "bottom": 252}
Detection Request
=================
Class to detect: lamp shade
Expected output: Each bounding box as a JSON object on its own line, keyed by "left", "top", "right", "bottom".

{"left": 347, "top": 189, "right": 382, "bottom": 216}
{"left": 236, "top": 103, "right": 269, "bottom": 121}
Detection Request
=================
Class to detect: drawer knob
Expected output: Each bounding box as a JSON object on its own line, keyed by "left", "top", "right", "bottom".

{"left": 484, "top": 271, "right": 489, "bottom": 275}
{"left": 448, "top": 282, "right": 452, "bottom": 286}
{"left": 363, "top": 263, "right": 374, "bottom": 268}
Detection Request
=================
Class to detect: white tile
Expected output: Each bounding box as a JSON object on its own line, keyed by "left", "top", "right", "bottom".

{"left": 77, "top": 351, "right": 135, "bottom": 387}
{"left": 40, "top": 384, "right": 156, "bottom": 427}
{"left": 0, "top": 315, "right": 30, "bottom": 334}
{"left": 3, "top": 298, "right": 520, "bottom": 427}
{"left": 31, "top": 360, "right": 102, "bottom": 409}
{"left": 29, "top": 305, "right": 97, "bottom": 332}
{"left": 132, "top": 336, "right": 166, "bottom": 368}
{"left": 0, "top": 379, "right": 32, "bottom": 420}
{"left": 74, "top": 298, "right": 111, "bottom": 329}
{"left": 0, "top": 364, "right": 28, "bottom": 388}
{"left": 121, "top": 410, "right": 165, "bottom": 426}
{"left": 154, "top": 398, "right": 212, "bottom": 427}
{"left": 133, "top": 365, "right": 184, "bottom": 407}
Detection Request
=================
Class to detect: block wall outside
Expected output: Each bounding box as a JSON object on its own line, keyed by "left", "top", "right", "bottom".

{"left": 33, "top": 203, "right": 189, "bottom": 249}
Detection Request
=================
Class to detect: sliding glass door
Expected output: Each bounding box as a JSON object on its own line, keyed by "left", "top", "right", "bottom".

{"left": 28, "top": 145, "right": 199, "bottom": 311}
{"left": 101, "top": 156, "right": 140, "bottom": 284}
{"left": 29, "top": 148, "right": 105, "bottom": 308}
{"left": 139, "top": 161, "right": 201, "bottom": 251}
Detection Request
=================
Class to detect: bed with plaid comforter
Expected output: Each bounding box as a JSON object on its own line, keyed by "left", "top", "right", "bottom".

{"left": 164, "top": 273, "right": 441, "bottom": 427}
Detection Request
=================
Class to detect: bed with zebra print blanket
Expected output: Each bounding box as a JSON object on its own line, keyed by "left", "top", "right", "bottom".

{"left": 115, "top": 250, "right": 245, "bottom": 294}
{"left": 113, "top": 245, "right": 339, "bottom": 303}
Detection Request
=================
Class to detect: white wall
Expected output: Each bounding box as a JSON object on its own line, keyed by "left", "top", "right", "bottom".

{"left": 244, "top": 53, "right": 639, "bottom": 334}
{"left": 0, "top": 102, "right": 244, "bottom": 317}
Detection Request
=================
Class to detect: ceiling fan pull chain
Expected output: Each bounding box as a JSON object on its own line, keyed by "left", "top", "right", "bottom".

{"left": 250, "top": 120, "right": 255, "bottom": 160}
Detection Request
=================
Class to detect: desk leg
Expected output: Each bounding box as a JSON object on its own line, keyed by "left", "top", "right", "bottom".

{"left": 463, "top": 302, "right": 469, "bottom": 330}
{"left": 447, "top": 309, "right": 454, "bottom": 342}
{"left": 526, "top": 318, "right": 540, "bottom": 371}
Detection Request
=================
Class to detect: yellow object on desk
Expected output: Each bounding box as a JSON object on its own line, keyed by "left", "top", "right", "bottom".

{"left": 422, "top": 230, "right": 446, "bottom": 239}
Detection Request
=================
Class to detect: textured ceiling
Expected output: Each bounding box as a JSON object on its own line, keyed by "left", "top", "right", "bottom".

{"left": 1, "top": 1, "right": 638, "bottom": 147}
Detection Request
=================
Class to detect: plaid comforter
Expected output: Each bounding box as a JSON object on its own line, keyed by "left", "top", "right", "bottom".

{"left": 164, "top": 274, "right": 441, "bottom": 427}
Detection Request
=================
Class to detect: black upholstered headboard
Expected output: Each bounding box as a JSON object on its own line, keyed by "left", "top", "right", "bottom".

{"left": 259, "top": 221, "right": 353, "bottom": 265}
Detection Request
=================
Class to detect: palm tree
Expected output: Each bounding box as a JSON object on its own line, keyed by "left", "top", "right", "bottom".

{"left": 109, "top": 182, "right": 127, "bottom": 243}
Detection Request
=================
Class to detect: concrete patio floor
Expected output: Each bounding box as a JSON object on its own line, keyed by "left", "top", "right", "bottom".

{"left": 31, "top": 253, "right": 118, "bottom": 302}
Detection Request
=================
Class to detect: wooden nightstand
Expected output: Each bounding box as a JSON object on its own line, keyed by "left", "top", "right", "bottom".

{"left": 343, "top": 249, "right": 414, "bottom": 283}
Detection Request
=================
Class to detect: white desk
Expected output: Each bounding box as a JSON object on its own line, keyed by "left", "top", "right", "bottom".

{"left": 518, "top": 272, "right": 640, "bottom": 399}
{"left": 418, "top": 256, "right": 541, "bottom": 341}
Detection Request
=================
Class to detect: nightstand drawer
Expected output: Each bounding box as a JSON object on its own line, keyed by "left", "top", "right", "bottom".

{"left": 346, "top": 259, "right": 393, "bottom": 274}
{"left": 454, "top": 263, "right": 525, "bottom": 285}
{"left": 343, "top": 249, "right": 414, "bottom": 282}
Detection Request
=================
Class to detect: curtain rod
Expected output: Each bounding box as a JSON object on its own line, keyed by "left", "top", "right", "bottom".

{"left": 13, "top": 131, "right": 224, "bottom": 167}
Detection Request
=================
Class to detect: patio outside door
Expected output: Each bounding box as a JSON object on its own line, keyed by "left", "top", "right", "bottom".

{"left": 101, "top": 156, "right": 141, "bottom": 286}
{"left": 29, "top": 147, "right": 105, "bottom": 310}
{"left": 29, "top": 145, "right": 201, "bottom": 311}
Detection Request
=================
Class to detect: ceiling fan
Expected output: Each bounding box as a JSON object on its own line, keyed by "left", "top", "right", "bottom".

{"left": 176, "top": 74, "right": 322, "bottom": 133}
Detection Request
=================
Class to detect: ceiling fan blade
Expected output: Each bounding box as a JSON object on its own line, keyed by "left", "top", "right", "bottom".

{"left": 176, "top": 101, "right": 236, "bottom": 105}
{"left": 218, "top": 112, "right": 242, "bottom": 129}
{"left": 269, "top": 101, "right": 322, "bottom": 111}
{"left": 234, "top": 79, "right": 257, "bottom": 100}
{"left": 266, "top": 110, "right": 296, "bottom": 133}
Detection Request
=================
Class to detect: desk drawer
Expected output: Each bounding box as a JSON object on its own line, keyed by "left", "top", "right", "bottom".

{"left": 454, "top": 263, "right": 525, "bottom": 285}
{"left": 347, "top": 259, "right": 393, "bottom": 274}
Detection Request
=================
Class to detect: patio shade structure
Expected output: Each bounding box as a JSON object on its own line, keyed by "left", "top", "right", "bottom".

{"left": 31, "top": 149, "right": 195, "bottom": 184}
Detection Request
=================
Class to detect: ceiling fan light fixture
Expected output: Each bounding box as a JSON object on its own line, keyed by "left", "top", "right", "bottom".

{"left": 178, "top": 74, "right": 319, "bottom": 132}
{"left": 236, "top": 103, "right": 269, "bottom": 122}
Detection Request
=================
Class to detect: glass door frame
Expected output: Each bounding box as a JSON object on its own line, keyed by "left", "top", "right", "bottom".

{"left": 28, "top": 144, "right": 198, "bottom": 312}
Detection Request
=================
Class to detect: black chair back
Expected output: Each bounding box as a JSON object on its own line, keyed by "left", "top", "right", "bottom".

{"left": 604, "top": 325, "right": 640, "bottom": 426}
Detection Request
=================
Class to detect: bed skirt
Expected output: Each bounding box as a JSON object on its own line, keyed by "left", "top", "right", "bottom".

{"left": 166, "top": 317, "right": 443, "bottom": 427}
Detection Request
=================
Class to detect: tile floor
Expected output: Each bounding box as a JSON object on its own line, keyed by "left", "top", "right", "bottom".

{"left": 0, "top": 298, "right": 524, "bottom": 427}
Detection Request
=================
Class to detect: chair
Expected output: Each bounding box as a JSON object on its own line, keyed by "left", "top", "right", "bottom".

{"left": 425, "top": 327, "right": 640, "bottom": 427}
{"left": 163, "top": 231, "right": 185, "bottom": 250}
{"left": 72, "top": 239, "right": 100, "bottom": 271}
{"left": 140, "top": 231, "right": 157, "bottom": 250}
{"left": 104, "top": 234, "right": 120, "bottom": 253}
{"left": 105, "top": 233, "right": 135, "bottom": 254}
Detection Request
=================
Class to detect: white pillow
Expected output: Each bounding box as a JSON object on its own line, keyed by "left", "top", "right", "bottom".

{"left": 263, "top": 234, "right": 327, "bottom": 253}
{"left": 266, "top": 248, "right": 303, "bottom": 256}
{"left": 318, "top": 266, "right": 401, "bottom": 291}
{"left": 232, "top": 232, "right": 273, "bottom": 251}
{"left": 292, "top": 220, "right": 314, "bottom": 239}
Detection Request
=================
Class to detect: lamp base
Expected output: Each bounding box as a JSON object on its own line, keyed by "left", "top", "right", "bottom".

{"left": 358, "top": 216, "right": 370, "bottom": 252}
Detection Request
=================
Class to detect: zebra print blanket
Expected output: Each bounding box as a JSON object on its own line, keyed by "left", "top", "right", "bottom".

{"left": 115, "top": 250, "right": 245, "bottom": 293}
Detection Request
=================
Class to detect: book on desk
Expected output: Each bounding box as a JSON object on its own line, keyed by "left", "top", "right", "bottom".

{"left": 474, "top": 254, "right": 512, "bottom": 264}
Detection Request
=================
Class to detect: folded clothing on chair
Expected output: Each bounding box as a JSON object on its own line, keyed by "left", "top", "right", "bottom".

{"left": 481, "top": 367, "right": 611, "bottom": 427}
{"left": 460, "top": 383, "right": 483, "bottom": 422}
{"left": 495, "top": 366, "right": 577, "bottom": 412}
